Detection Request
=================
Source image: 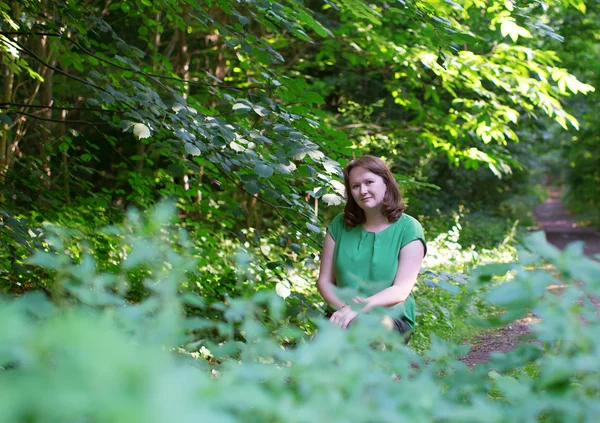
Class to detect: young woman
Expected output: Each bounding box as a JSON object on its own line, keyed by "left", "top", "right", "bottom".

{"left": 317, "top": 155, "right": 426, "bottom": 341}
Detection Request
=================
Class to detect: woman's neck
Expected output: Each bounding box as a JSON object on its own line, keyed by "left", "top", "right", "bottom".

{"left": 363, "top": 208, "right": 388, "bottom": 227}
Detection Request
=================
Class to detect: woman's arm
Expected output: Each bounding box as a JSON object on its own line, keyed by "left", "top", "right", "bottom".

{"left": 316, "top": 231, "right": 346, "bottom": 309}
{"left": 317, "top": 232, "right": 358, "bottom": 328}
{"left": 359, "top": 240, "right": 425, "bottom": 312}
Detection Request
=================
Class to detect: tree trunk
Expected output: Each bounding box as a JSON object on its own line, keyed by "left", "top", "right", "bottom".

{"left": 135, "top": 12, "right": 162, "bottom": 173}
{"left": 36, "top": 0, "right": 55, "bottom": 189}
{"left": 175, "top": 7, "right": 193, "bottom": 211}
{"left": 176, "top": 8, "right": 191, "bottom": 99}
{"left": 0, "top": 3, "right": 21, "bottom": 186}
{"left": 59, "top": 102, "right": 69, "bottom": 204}
{"left": 0, "top": 64, "right": 14, "bottom": 186}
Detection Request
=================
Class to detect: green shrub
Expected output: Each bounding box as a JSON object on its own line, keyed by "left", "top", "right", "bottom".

{"left": 1, "top": 203, "right": 599, "bottom": 422}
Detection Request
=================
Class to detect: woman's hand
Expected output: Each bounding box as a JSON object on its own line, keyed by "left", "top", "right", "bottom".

{"left": 353, "top": 296, "right": 374, "bottom": 312}
{"left": 329, "top": 305, "right": 359, "bottom": 329}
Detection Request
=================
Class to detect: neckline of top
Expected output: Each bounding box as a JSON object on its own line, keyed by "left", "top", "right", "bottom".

{"left": 361, "top": 219, "right": 396, "bottom": 235}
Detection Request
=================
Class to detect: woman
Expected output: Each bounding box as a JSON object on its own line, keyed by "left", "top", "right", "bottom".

{"left": 317, "top": 155, "right": 426, "bottom": 341}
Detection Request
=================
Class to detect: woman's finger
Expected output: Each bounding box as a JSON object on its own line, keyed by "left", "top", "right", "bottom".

{"left": 342, "top": 312, "right": 357, "bottom": 329}
{"left": 330, "top": 312, "right": 343, "bottom": 327}
{"left": 343, "top": 316, "right": 353, "bottom": 329}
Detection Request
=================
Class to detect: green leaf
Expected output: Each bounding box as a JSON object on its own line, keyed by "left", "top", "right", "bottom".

{"left": 254, "top": 163, "right": 274, "bottom": 178}
{"left": 297, "top": 10, "right": 333, "bottom": 37}
{"left": 500, "top": 18, "right": 532, "bottom": 42}
{"left": 26, "top": 251, "right": 61, "bottom": 269}
{"left": 167, "top": 163, "right": 185, "bottom": 177}
{"left": 232, "top": 103, "right": 252, "bottom": 113}
{"left": 253, "top": 105, "right": 269, "bottom": 116}
{"left": 246, "top": 180, "right": 262, "bottom": 195}
{"left": 98, "top": 92, "right": 114, "bottom": 104}
{"left": 438, "top": 281, "right": 460, "bottom": 295}
{"left": 453, "top": 32, "right": 476, "bottom": 44}
{"left": 306, "top": 222, "right": 321, "bottom": 233}
{"left": 0, "top": 114, "right": 12, "bottom": 125}
{"left": 302, "top": 92, "right": 325, "bottom": 105}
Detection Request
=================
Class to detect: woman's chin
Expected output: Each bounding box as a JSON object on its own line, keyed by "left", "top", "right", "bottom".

{"left": 359, "top": 201, "right": 378, "bottom": 210}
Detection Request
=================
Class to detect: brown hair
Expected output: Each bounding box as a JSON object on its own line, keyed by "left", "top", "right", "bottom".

{"left": 342, "top": 155, "right": 406, "bottom": 227}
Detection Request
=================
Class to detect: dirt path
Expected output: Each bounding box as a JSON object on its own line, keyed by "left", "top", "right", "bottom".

{"left": 460, "top": 187, "right": 600, "bottom": 367}
{"left": 534, "top": 188, "right": 600, "bottom": 257}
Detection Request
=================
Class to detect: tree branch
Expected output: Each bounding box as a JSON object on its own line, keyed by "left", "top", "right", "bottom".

{"left": 0, "top": 31, "right": 62, "bottom": 37}
{"left": 10, "top": 111, "right": 112, "bottom": 126}
{"left": 210, "top": 161, "right": 319, "bottom": 246}
{"left": 0, "top": 31, "right": 277, "bottom": 92}
{"left": 5, "top": 37, "right": 141, "bottom": 113}
{"left": 4, "top": 38, "right": 103, "bottom": 91}
{"left": 0, "top": 102, "right": 124, "bottom": 113}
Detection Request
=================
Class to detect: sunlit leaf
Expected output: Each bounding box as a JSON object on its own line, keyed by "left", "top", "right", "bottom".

{"left": 132, "top": 123, "right": 151, "bottom": 139}
{"left": 185, "top": 143, "right": 201, "bottom": 156}
{"left": 306, "top": 222, "right": 321, "bottom": 233}
{"left": 233, "top": 103, "right": 252, "bottom": 113}
{"left": 275, "top": 282, "right": 291, "bottom": 298}
{"left": 322, "top": 194, "right": 343, "bottom": 206}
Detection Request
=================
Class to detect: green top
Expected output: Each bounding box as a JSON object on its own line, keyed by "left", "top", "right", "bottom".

{"left": 327, "top": 213, "right": 426, "bottom": 329}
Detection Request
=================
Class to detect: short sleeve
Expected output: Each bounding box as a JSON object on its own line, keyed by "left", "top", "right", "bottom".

{"left": 326, "top": 213, "right": 345, "bottom": 242}
{"left": 400, "top": 216, "right": 427, "bottom": 257}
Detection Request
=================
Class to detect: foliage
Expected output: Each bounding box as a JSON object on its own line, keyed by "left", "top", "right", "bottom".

{"left": 1, "top": 0, "right": 594, "bottom": 214}
{"left": 1, "top": 1, "right": 598, "bottom": 418}
{"left": 2, "top": 186, "right": 531, "bottom": 351}
{"left": 546, "top": 2, "right": 600, "bottom": 227}
{"left": 1, "top": 0, "right": 596, "bottom": 313}
{"left": 2, "top": 204, "right": 600, "bottom": 422}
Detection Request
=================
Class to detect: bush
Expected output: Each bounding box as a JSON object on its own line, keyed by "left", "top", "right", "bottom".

{"left": 1, "top": 204, "right": 599, "bottom": 422}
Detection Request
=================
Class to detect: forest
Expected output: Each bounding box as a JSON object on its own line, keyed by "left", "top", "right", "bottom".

{"left": 1, "top": 0, "right": 599, "bottom": 421}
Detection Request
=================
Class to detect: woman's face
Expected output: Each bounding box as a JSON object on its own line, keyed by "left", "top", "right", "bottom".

{"left": 348, "top": 166, "right": 387, "bottom": 211}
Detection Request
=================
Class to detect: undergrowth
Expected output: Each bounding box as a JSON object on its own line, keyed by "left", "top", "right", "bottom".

{"left": 1, "top": 202, "right": 599, "bottom": 422}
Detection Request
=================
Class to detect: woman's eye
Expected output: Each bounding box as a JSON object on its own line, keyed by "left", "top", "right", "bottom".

{"left": 367, "top": 181, "right": 373, "bottom": 185}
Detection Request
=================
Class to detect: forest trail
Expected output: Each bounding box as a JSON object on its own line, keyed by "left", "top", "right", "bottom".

{"left": 534, "top": 187, "right": 600, "bottom": 257}
{"left": 460, "top": 187, "right": 600, "bottom": 367}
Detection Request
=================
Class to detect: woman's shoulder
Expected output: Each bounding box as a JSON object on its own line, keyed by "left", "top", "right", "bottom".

{"left": 395, "top": 213, "right": 422, "bottom": 227}
{"left": 393, "top": 213, "right": 425, "bottom": 237}
{"left": 330, "top": 213, "right": 344, "bottom": 225}
{"left": 326, "top": 213, "right": 347, "bottom": 241}
{"left": 396, "top": 213, "right": 426, "bottom": 253}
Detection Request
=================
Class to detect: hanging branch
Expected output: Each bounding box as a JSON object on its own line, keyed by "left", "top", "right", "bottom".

{"left": 4, "top": 38, "right": 103, "bottom": 91}
{"left": 0, "top": 31, "right": 277, "bottom": 92}
{"left": 0, "top": 102, "right": 125, "bottom": 113}
{"left": 210, "top": 160, "right": 319, "bottom": 246}
{"left": 4, "top": 37, "right": 140, "bottom": 113}
{"left": 11, "top": 111, "right": 112, "bottom": 126}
